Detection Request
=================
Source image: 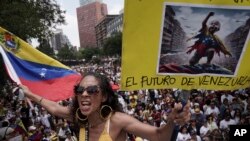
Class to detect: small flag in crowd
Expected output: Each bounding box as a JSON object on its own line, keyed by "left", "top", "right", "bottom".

{"left": 0, "top": 26, "right": 81, "bottom": 101}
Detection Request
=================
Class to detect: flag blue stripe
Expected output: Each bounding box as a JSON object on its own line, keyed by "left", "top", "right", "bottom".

{"left": 6, "top": 51, "right": 77, "bottom": 81}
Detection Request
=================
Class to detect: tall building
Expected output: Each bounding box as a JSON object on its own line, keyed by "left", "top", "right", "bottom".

{"left": 77, "top": 0, "right": 107, "bottom": 48}
{"left": 107, "top": 13, "right": 123, "bottom": 37}
{"left": 79, "top": 0, "right": 103, "bottom": 6}
{"left": 161, "top": 6, "right": 175, "bottom": 53}
{"left": 50, "top": 29, "right": 72, "bottom": 52}
{"left": 95, "top": 15, "right": 118, "bottom": 47}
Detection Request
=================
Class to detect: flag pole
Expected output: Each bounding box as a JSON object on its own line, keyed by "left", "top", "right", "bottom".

{"left": 0, "top": 45, "right": 34, "bottom": 109}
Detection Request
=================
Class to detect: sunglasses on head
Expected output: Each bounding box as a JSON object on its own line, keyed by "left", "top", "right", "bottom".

{"left": 74, "top": 85, "right": 100, "bottom": 95}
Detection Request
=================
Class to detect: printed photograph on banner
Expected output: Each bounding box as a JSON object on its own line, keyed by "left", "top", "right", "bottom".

{"left": 157, "top": 3, "right": 250, "bottom": 76}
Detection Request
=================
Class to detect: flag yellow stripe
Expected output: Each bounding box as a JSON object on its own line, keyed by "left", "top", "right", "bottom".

{"left": 0, "top": 26, "right": 70, "bottom": 69}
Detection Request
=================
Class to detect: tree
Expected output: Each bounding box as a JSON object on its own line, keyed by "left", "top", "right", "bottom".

{"left": 103, "top": 32, "right": 122, "bottom": 56}
{"left": 36, "top": 39, "right": 55, "bottom": 58}
{"left": 80, "top": 47, "right": 101, "bottom": 62}
{"left": 57, "top": 44, "right": 76, "bottom": 60}
{"left": 0, "top": 0, "right": 65, "bottom": 41}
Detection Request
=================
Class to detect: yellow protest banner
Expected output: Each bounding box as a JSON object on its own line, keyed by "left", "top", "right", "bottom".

{"left": 121, "top": 0, "right": 250, "bottom": 91}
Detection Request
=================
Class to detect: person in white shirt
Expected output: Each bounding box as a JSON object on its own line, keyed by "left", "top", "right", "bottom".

{"left": 58, "top": 123, "right": 68, "bottom": 141}
{"left": 154, "top": 99, "right": 161, "bottom": 111}
{"left": 219, "top": 114, "right": 236, "bottom": 130}
{"left": 176, "top": 125, "right": 191, "bottom": 141}
{"left": 206, "top": 115, "right": 218, "bottom": 131}
{"left": 199, "top": 121, "right": 210, "bottom": 139}
{"left": 126, "top": 105, "right": 135, "bottom": 116}
{"left": 221, "top": 93, "right": 234, "bottom": 104}
{"left": 40, "top": 110, "right": 51, "bottom": 129}
{"left": 205, "top": 102, "right": 220, "bottom": 117}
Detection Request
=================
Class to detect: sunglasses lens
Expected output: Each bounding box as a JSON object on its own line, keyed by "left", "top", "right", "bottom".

{"left": 86, "top": 86, "right": 99, "bottom": 94}
{"left": 74, "top": 85, "right": 99, "bottom": 95}
{"left": 75, "top": 86, "right": 85, "bottom": 95}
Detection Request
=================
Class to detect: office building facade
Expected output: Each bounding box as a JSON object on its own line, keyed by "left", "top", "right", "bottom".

{"left": 77, "top": 0, "right": 107, "bottom": 48}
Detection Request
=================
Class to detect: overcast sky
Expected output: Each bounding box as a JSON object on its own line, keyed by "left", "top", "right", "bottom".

{"left": 56, "top": 0, "right": 124, "bottom": 47}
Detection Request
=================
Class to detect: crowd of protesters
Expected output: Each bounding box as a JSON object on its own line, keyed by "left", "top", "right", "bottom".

{"left": 0, "top": 57, "right": 250, "bottom": 141}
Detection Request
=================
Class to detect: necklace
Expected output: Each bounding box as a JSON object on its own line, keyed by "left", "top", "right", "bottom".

{"left": 84, "top": 120, "right": 105, "bottom": 141}
{"left": 85, "top": 122, "right": 89, "bottom": 141}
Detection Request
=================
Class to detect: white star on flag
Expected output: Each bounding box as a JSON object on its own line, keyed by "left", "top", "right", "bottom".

{"left": 40, "top": 68, "right": 47, "bottom": 78}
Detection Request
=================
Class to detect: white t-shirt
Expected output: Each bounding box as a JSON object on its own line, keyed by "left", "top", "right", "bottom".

{"left": 221, "top": 94, "right": 234, "bottom": 103}
{"left": 41, "top": 114, "right": 51, "bottom": 128}
{"left": 205, "top": 107, "right": 220, "bottom": 116}
{"left": 200, "top": 126, "right": 209, "bottom": 137}
{"left": 207, "top": 122, "right": 218, "bottom": 131}
{"left": 176, "top": 132, "right": 191, "bottom": 141}
{"left": 219, "top": 119, "right": 236, "bottom": 130}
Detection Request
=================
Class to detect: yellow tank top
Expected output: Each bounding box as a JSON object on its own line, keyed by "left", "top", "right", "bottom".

{"left": 79, "top": 119, "right": 113, "bottom": 141}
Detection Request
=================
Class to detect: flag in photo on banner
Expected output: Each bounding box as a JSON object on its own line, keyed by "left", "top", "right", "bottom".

{"left": 0, "top": 26, "right": 81, "bottom": 101}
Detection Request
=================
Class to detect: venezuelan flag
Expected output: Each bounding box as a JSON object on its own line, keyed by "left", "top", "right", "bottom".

{"left": 0, "top": 26, "right": 81, "bottom": 101}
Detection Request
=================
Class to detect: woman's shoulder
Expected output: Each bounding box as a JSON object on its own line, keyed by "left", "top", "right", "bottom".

{"left": 111, "top": 112, "right": 127, "bottom": 120}
{"left": 110, "top": 112, "right": 132, "bottom": 126}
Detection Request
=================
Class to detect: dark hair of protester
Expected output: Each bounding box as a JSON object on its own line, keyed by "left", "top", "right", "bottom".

{"left": 71, "top": 72, "right": 123, "bottom": 127}
{"left": 179, "top": 124, "right": 188, "bottom": 133}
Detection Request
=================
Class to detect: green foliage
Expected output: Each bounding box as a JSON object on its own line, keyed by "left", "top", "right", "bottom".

{"left": 80, "top": 47, "right": 100, "bottom": 62}
{"left": 36, "top": 39, "right": 55, "bottom": 58}
{"left": 75, "top": 50, "right": 84, "bottom": 60}
{"left": 57, "top": 44, "right": 76, "bottom": 60}
{"left": 0, "top": 0, "right": 65, "bottom": 41}
{"left": 103, "top": 32, "right": 122, "bottom": 56}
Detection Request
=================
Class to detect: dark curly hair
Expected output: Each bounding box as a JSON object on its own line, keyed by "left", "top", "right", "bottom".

{"left": 71, "top": 72, "right": 123, "bottom": 128}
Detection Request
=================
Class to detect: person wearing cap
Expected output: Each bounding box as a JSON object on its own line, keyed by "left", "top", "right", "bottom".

{"left": 191, "top": 107, "right": 205, "bottom": 130}
{"left": 191, "top": 103, "right": 203, "bottom": 115}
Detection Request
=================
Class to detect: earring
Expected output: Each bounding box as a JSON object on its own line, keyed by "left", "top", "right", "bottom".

{"left": 76, "top": 108, "right": 88, "bottom": 121}
{"left": 99, "top": 105, "right": 113, "bottom": 120}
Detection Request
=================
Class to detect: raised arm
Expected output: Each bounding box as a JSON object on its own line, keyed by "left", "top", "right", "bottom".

{"left": 20, "top": 85, "right": 73, "bottom": 122}
{"left": 202, "top": 12, "right": 214, "bottom": 27}
{"left": 114, "top": 102, "right": 190, "bottom": 141}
